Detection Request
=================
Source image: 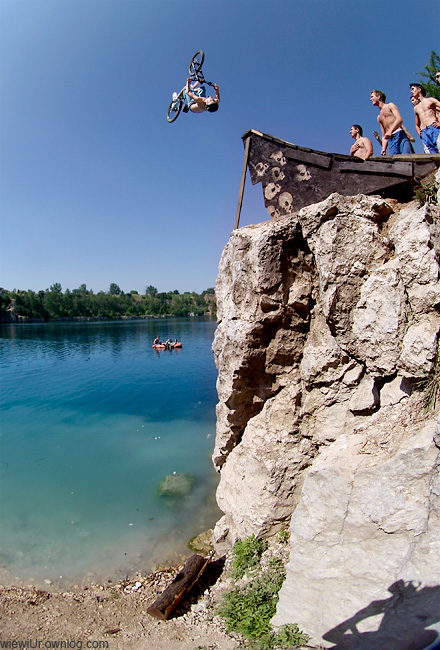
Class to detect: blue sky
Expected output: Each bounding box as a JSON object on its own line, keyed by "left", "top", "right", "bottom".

{"left": 1, "top": 0, "right": 438, "bottom": 295}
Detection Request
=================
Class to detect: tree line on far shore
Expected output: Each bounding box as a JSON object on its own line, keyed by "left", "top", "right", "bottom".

{"left": 0, "top": 283, "right": 216, "bottom": 321}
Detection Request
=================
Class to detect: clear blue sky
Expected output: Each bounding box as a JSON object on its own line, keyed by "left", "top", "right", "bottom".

{"left": 1, "top": 0, "right": 438, "bottom": 295}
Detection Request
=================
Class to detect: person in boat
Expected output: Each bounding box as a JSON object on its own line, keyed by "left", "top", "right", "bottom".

{"left": 153, "top": 336, "right": 160, "bottom": 345}
{"left": 370, "top": 90, "right": 412, "bottom": 156}
{"left": 179, "top": 77, "right": 220, "bottom": 114}
{"left": 164, "top": 339, "right": 173, "bottom": 349}
{"left": 349, "top": 125, "right": 373, "bottom": 160}
{"left": 410, "top": 83, "right": 440, "bottom": 154}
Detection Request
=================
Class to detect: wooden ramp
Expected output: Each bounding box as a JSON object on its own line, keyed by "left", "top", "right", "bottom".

{"left": 236, "top": 129, "right": 440, "bottom": 227}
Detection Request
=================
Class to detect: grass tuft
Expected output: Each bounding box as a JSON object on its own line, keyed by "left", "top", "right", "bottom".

{"left": 415, "top": 348, "right": 440, "bottom": 412}
{"left": 414, "top": 178, "right": 438, "bottom": 206}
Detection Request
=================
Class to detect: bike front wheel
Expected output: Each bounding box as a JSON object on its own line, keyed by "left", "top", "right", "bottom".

{"left": 188, "top": 50, "right": 204, "bottom": 75}
{"left": 166, "top": 97, "right": 183, "bottom": 123}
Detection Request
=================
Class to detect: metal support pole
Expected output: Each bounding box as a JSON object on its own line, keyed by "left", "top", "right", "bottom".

{"left": 234, "top": 136, "right": 251, "bottom": 230}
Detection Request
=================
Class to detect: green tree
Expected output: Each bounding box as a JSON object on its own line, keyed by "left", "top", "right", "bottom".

{"left": 109, "top": 283, "right": 122, "bottom": 295}
{"left": 0, "top": 291, "right": 12, "bottom": 318}
{"left": 416, "top": 50, "right": 440, "bottom": 99}
{"left": 1, "top": 285, "right": 216, "bottom": 320}
{"left": 43, "top": 284, "right": 66, "bottom": 317}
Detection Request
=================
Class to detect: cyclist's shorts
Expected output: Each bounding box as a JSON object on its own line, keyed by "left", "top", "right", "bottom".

{"left": 184, "top": 85, "right": 206, "bottom": 108}
{"left": 190, "top": 84, "right": 206, "bottom": 97}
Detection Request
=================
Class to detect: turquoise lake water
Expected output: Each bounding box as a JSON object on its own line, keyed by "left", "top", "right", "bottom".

{"left": 0, "top": 317, "right": 221, "bottom": 587}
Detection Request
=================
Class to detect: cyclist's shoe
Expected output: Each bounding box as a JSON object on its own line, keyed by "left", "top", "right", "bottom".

{"left": 172, "top": 92, "right": 178, "bottom": 101}
{"left": 183, "top": 105, "right": 189, "bottom": 113}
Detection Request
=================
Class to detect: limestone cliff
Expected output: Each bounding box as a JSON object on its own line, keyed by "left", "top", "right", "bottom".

{"left": 212, "top": 177, "right": 440, "bottom": 647}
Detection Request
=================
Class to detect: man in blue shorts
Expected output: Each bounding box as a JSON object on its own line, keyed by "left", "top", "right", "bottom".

{"left": 173, "top": 78, "right": 220, "bottom": 114}
{"left": 370, "top": 90, "right": 412, "bottom": 156}
{"left": 410, "top": 83, "right": 440, "bottom": 153}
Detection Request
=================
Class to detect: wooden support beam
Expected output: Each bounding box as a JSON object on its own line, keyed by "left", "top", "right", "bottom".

{"left": 147, "top": 554, "right": 211, "bottom": 620}
{"left": 235, "top": 136, "right": 251, "bottom": 230}
{"left": 284, "top": 148, "right": 332, "bottom": 170}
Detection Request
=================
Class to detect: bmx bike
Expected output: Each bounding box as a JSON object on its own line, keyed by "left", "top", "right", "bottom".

{"left": 166, "top": 51, "right": 215, "bottom": 123}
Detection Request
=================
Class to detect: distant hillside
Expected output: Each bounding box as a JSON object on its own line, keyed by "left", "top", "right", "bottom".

{"left": 0, "top": 285, "right": 216, "bottom": 322}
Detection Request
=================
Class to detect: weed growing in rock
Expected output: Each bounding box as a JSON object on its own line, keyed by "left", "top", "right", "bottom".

{"left": 415, "top": 348, "right": 440, "bottom": 412}
{"left": 274, "top": 529, "right": 290, "bottom": 545}
{"left": 218, "top": 537, "right": 310, "bottom": 649}
{"left": 414, "top": 178, "right": 438, "bottom": 206}
{"left": 230, "top": 534, "right": 268, "bottom": 579}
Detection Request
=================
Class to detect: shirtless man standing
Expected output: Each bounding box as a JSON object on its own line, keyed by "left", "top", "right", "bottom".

{"left": 370, "top": 90, "right": 412, "bottom": 156}
{"left": 410, "top": 83, "right": 440, "bottom": 153}
{"left": 349, "top": 125, "right": 373, "bottom": 160}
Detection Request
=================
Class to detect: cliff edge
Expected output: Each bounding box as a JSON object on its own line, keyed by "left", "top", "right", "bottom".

{"left": 212, "top": 176, "right": 440, "bottom": 647}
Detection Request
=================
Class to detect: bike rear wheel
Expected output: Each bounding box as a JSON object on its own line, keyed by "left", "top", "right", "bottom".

{"left": 166, "top": 97, "right": 183, "bottom": 123}
{"left": 188, "top": 50, "right": 204, "bottom": 75}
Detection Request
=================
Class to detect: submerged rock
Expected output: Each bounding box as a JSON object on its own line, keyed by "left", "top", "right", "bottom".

{"left": 157, "top": 473, "right": 195, "bottom": 498}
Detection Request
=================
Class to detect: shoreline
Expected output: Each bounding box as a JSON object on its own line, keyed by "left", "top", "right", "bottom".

{"left": 0, "top": 532, "right": 242, "bottom": 650}
{"left": 0, "top": 530, "right": 216, "bottom": 593}
{"left": 0, "top": 314, "right": 216, "bottom": 325}
{"left": 0, "top": 555, "right": 240, "bottom": 650}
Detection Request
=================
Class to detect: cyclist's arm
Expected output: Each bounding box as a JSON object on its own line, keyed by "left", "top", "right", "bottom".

{"left": 186, "top": 77, "right": 199, "bottom": 100}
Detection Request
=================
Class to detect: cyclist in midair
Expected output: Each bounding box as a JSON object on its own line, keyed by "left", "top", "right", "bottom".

{"left": 178, "top": 77, "right": 220, "bottom": 113}
{"left": 167, "top": 51, "right": 219, "bottom": 123}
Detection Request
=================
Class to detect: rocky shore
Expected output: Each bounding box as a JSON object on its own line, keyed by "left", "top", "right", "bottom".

{"left": 0, "top": 562, "right": 240, "bottom": 650}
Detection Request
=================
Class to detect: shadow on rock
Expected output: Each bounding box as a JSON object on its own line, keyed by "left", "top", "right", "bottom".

{"left": 323, "top": 580, "right": 440, "bottom": 650}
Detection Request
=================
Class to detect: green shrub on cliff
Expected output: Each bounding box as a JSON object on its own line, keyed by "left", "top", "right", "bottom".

{"left": 414, "top": 178, "right": 438, "bottom": 206}
{"left": 218, "top": 537, "right": 310, "bottom": 649}
{"left": 230, "top": 534, "right": 268, "bottom": 580}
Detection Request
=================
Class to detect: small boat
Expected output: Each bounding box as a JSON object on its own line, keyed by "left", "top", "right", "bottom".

{"left": 239, "top": 129, "right": 440, "bottom": 220}
{"left": 152, "top": 342, "right": 182, "bottom": 349}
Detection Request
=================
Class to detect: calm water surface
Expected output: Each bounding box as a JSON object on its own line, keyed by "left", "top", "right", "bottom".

{"left": 0, "top": 318, "right": 221, "bottom": 587}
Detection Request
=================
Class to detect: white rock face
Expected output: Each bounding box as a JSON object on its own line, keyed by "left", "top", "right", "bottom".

{"left": 212, "top": 194, "right": 440, "bottom": 646}
{"left": 272, "top": 414, "right": 440, "bottom": 649}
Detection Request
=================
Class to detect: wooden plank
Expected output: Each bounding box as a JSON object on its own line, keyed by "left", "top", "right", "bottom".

{"left": 413, "top": 159, "right": 439, "bottom": 177}
{"left": 147, "top": 554, "right": 211, "bottom": 620}
{"left": 284, "top": 148, "right": 332, "bottom": 170}
{"left": 339, "top": 160, "right": 413, "bottom": 176}
{"left": 235, "top": 136, "right": 251, "bottom": 230}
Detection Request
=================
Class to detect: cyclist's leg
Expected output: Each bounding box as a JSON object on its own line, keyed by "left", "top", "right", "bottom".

{"left": 183, "top": 91, "right": 193, "bottom": 112}
{"left": 189, "top": 81, "right": 206, "bottom": 97}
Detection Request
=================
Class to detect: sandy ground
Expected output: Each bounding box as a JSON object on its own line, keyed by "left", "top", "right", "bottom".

{"left": 0, "top": 559, "right": 243, "bottom": 650}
